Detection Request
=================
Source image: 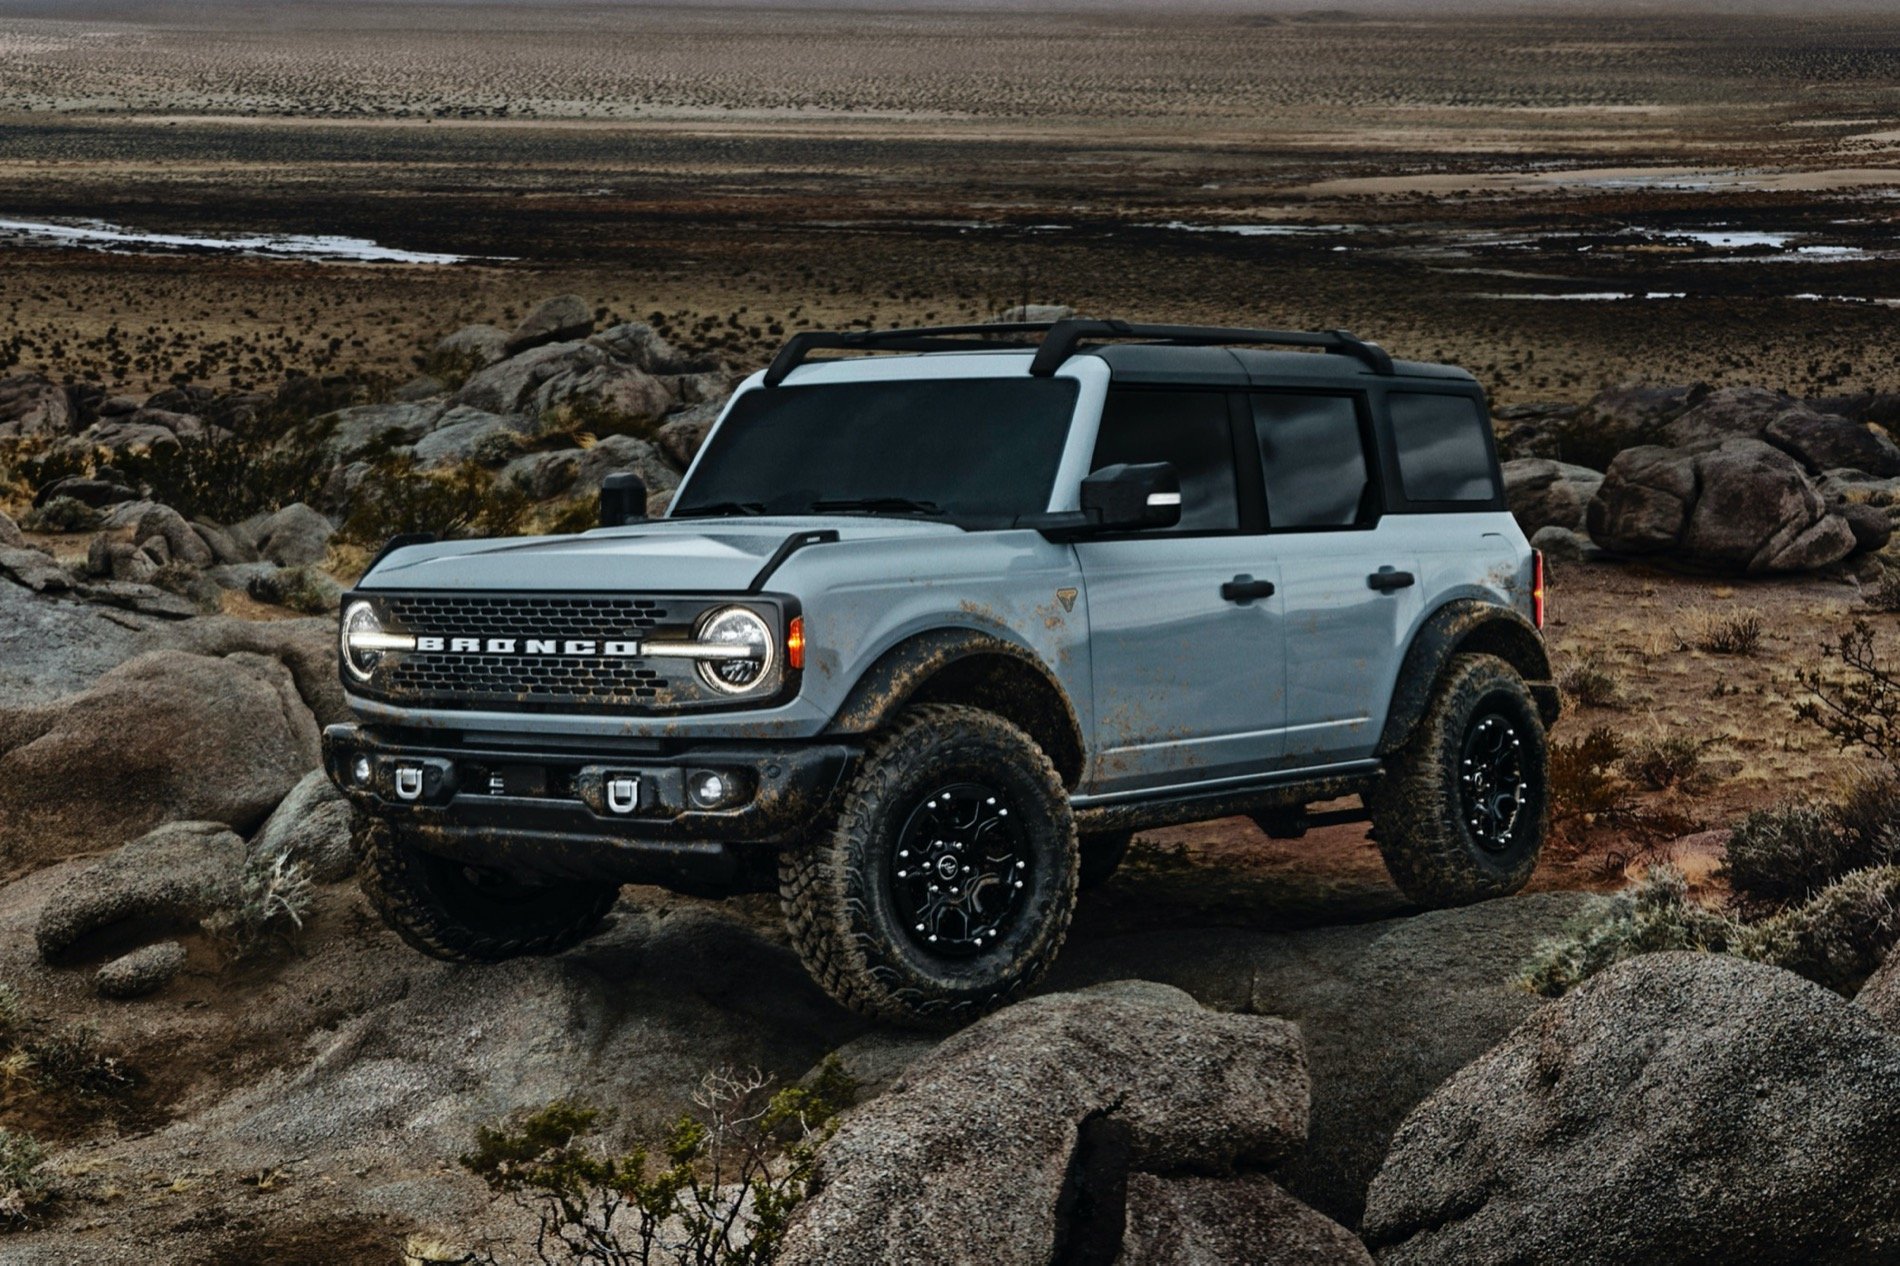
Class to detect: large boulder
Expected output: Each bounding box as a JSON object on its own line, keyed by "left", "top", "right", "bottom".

{"left": 0, "top": 650, "right": 321, "bottom": 870}
{"left": 454, "top": 340, "right": 587, "bottom": 415}
{"left": 316, "top": 401, "right": 444, "bottom": 462}
{"left": 248, "top": 503, "right": 334, "bottom": 567}
{"left": 0, "top": 373, "right": 74, "bottom": 438}
{"left": 573, "top": 434, "right": 680, "bottom": 497}
{"left": 505, "top": 294, "right": 595, "bottom": 356}
{"left": 35, "top": 821, "right": 244, "bottom": 961}
{"left": 431, "top": 323, "right": 511, "bottom": 370}
{"left": 1587, "top": 440, "right": 1859, "bottom": 573}
{"left": 0, "top": 508, "right": 22, "bottom": 548}
{"left": 655, "top": 401, "right": 721, "bottom": 470}
{"left": 1120, "top": 1173, "right": 1372, "bottom": 1266}
{"left": 134, "top": 504, "right": 215, "bottom": 568}
{"left": 1660, "top": 385, "right": 1793, "bottom": 448}
{"left": 777, "top": 982, "right": 1307, "bottom": 1266}
{"left": 410, "top": 405, "right": 535, "bottom": 470}
{"left": 588, "top": 321, "right": 684, "bottom": 373}
{"left": 1501, "top": 459, "right": 1603, "bottom": 536}
{"left": 1859, "top": 944, "right": 1900, "bottom": 1030}
{"left": 1362, "top": 954, "right": 1900, "bottom": 1265}
{"left": 250, "top": 769, "right": 356, "bottom": 883}
{"left": 1764, "top": 407, "right": 1900, "bottom": 477}
{"left": 0, "top": 544, "right": 73, "bottom": 594}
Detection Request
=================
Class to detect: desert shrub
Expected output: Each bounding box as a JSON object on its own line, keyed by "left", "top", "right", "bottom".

{"left": 543, "top": 396, "right": 665, "bottom": 443}
{"left": 19, "top": 496, "right": 102, "bottom": 533}
{"left": 339, "top": 458, "right": 532, "bottom": 548}
{"left": 1695, "top": 610, "right": 1764, "bottom": 657}
{"left": 1864, "top": 568, "right": 1900, "bottom": 613}
{"left": 1732, "top": 866, "right": 1900, "bottom": 994}
{"left": 1519, "top": 866, "right": 1737, "bottom": 997}
{"left": 207, "top": 847, "right": 314, "bottom": 959}
{"left": 423, "top": 346, "right": 491, "bottom": 391}
{"left": 1549, "top": 725, "right": 1630, "bottom": 824}
{"left": 1623, "top": 735, "right": 1704, "bottom": 791}
{"left": 1722, "top": 802, "right": 1850, "bottom": 908}
{"left": 247, "top": 564, "right": 341, "bottom": 615}
{"left": 537, "top": 496, "right": 600, "bottom": 537}
{"left": 1559, "top": 654, "right": 1623, "bottom": 709}
{"left": 1829, "top": 769, "right": 1900, "bottom": 864}
{"left": 0, "top": 1128, "right": 48, "bottom": 1230}
{"left": 1795, "top": 619, "right": 1900, "bottom": 765}
{"left": 26, "top": 1024, "right": 131, "bottom": 1098}
{"left": 115, "top": 431, "right": 329, "bottom": 523}
{"left": 462, "top": 1060, "right": 856, "bottom": 1266}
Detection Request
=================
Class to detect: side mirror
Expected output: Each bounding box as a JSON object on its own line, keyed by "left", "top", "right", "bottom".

{"left": 599, "top": 472, "right": 649, "bottom": 528}
{"left": 1079, "top": 462, "right": 1181, "bottom": 531}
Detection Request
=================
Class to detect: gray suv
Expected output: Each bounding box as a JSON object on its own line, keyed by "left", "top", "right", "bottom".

{"left": 324, "top": 319, "right": 1558, "bottom": 1028}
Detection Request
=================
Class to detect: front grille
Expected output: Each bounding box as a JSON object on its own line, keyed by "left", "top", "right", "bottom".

{"left": 358, "top": 591, "right": 750, "bottom": 714}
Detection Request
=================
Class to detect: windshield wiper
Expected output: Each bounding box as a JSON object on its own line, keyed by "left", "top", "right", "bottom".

{"left": 809, "top": 497, "right": 945, "bottom": 517}
{"left": 671, "top": 500, "right": 768, "bottom": 518}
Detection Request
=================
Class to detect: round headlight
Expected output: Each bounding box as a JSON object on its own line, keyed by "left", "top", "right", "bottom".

{"left": 696, "top": 606, "right": 775, "bottom": 694}
{"left": 341, "top": 600, "right": 384, "bottom": 682}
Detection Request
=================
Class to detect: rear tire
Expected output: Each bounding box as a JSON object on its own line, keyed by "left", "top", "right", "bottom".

{"left": 1367, "top": 653, "right": 1549, "bottom": 908}
{"left": 355, "top": 816, "right": 620, "bottom": 963}
{"left": 780, "top": 704, "right": 1078, "bottom": 1029}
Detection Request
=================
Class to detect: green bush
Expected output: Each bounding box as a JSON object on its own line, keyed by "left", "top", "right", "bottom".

{"left": 19, "top": 496, "right": 102, "bottom": 534}
{"left": 1623, "top": 735, "right": 1704, "bottom": 791}
{"left": 339, "top": 458, "right": 532, "bottom": 548}
{"left": 462, "top": 1060, "right": 856, "bottom": 1265}
{"left": 0, "top": 1127, "right": 48, "bottom": 1230}
{"left": 1519, "top": 867, "right": 1737, "bottom": 998}
{"left": 1559, "top": 654, "right": 1623, "bottom": 709}
{"left": 1733, "top": 866, "right": 1900, "bottom": 994}
{"left": 1549, "top": 725, "right": 1631, "bottom": 824}
{"left": 115, "top": 431, "right": 330, "bottom": 524}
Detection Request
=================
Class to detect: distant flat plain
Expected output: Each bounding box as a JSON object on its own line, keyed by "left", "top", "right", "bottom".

{"left": 2, "top": 2, "right": 1900, "bottom": 400}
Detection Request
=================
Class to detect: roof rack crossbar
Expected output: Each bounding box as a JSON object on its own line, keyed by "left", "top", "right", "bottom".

{"left": 762, "top": 323, "right": 1057, "bottom": 386}
{"left": 1027, "top": 320, "right": 1394, "bottom": 377}
{"left": 760, "top": 318, "right": 1394, "bottom": 386}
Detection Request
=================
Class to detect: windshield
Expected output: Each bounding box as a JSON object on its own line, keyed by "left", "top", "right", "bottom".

{"left": 670, "top": 376, "right": 1080, "bottom": 529}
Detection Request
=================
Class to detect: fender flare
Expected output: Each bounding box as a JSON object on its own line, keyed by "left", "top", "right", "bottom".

{"left": 1377, "top": 600, "right": 1558, "bottom": 756}
{"left": 825, "top": 628, "right": 1086, "bottom": 786}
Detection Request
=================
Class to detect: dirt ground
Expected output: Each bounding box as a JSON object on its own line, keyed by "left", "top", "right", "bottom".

{"left": 2, "top": 4, "right": 1900, "bottom": 402}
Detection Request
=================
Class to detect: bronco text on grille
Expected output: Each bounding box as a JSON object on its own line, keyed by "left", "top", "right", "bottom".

{"left": 339, "top": 592, "right": 796, "bottom": 713}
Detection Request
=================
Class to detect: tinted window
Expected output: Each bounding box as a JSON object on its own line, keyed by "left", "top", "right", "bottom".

{"left": 1389, "top": 392, "right": 1497, "bottom": 503}
{"left": 671, "top": 377, "right": 1078, "bottom": 528}
{"left": 1253, "top": 393, "right": 1372, "bottom": 529}
{"left": 1090, "top": 390, "right": 1238, "bottom": 532}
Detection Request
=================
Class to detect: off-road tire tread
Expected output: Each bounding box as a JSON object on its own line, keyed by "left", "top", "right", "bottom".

{"left": 1368, "top": 652, "right": 1549, "bottom": 908}
{"left": 355, "top": 816, "right": 620, "bottom": 963}
{"left": 779, "top": 703, "right": 1077, "bottom": 1029}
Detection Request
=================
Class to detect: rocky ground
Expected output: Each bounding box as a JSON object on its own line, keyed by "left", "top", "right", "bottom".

{"left": 1, "top": 299, "right": 1899, "bottom": 1261}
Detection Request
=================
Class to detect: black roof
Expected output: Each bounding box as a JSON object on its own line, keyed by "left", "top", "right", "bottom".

{"left": 762, "top": 318, "right": 1474, "bottom": 389}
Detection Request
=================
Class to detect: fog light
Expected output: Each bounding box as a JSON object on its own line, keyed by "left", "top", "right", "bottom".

{"left": 688, "top": 769, "right": 747, "bottom": 811}
{"left": 352, "top": 755, "right": 373, "bottom": 786}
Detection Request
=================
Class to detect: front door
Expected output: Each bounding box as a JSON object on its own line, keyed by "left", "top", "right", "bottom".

{"left": 1076, "top": 387, "right": 1286, "bottom": 796}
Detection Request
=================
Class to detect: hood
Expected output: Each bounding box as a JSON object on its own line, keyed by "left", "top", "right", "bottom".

{"left": 359, "top": 516, "right": 965, "bottom": 593}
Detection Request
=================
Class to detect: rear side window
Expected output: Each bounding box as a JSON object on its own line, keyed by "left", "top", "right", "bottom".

{"left": 1090, "top": 389, "right": 1239, "bottom": 532}
{"left": 1389, "top": 392, "right": 1497, "bottom": 503}
{"left": 1252, "top": 393, "right": 1372, "bottom": 528}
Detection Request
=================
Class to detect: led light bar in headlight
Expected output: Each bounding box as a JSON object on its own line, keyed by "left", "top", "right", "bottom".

{"left": 692, "top": 605, "right": 775, "bottom": 694}
{"left": 340, "top": 600, "right": 416, "bottom": 682}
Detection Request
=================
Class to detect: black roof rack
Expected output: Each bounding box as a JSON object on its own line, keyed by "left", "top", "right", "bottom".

{"left": 760, "top": 318, "right": 1394, "bottom": 386}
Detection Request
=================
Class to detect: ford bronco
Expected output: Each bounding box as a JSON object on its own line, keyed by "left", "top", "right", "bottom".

{"left": 324, "top": 318, "right": 1558, "bottom": 1028}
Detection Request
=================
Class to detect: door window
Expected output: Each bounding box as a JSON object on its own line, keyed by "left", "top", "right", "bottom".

{"left": 1089, "top": 389, "right": 1239, "bottom": 532}
{"left": 1251, "top": 393, "right": 1373, "bottom": 529}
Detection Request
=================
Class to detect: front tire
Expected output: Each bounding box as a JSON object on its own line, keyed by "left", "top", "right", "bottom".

{"left": 355, "top": 816, "right": 620, "bottom": 963}
{"left": 780, "top": 704, "right": 1079, "bottom": 1029}
{"left": 1367, "top": 652, "right": 1549, "bottom": 908}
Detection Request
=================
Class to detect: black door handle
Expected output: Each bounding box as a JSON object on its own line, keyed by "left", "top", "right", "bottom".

{"left": 1368, "top": 568, "right": 1416, "bottom": 592}
{"left": 1221, "top": 575, "right": 1276, "bottom": 604}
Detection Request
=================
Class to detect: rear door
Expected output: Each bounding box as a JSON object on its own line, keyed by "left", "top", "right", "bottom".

{"left": 1252, "top": 389, "right": 1419, "bottom": 765}
{"left": 1075, "top": 387, "right": 1287, "bottom": 795}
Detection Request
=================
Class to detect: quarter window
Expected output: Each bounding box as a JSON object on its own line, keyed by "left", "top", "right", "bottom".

{"left": 1252, "top": 393, "right": 1372, "bottom": 529}
{"left": 1090, "top": 389, "right": 1239, "bottom": 532}
{"left": 1389, "top": 392, "right": 1498, "bottom": 503}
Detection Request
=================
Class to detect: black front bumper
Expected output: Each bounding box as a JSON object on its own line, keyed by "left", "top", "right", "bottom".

{"left": 322, "top": 724, "right": 859, "bottom": 893}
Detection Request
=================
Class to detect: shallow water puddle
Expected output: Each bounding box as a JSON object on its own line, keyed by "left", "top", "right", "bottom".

{"left": 0, "top": 216, "right": 492, "bottom": 264}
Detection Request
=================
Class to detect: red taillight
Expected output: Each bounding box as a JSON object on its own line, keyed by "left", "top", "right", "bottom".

{"left": 786, "top": 616, "right": 805, "bottom": 670}
{"left": 1531, "top": 549, "right": 1547, "bottom": 630}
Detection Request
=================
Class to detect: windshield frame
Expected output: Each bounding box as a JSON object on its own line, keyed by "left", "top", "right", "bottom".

{"left": 668, "top": 353, "right": 1108, "bottom": 530}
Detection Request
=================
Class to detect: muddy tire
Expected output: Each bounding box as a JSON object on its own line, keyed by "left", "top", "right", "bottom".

{"left": 779, "top": 703, "right": 1078, "bottom": 1029}
{"left": 355, "top": 816, "right": 620, "bottom": 963}
{"left": 1368, "top": 652, "right": 1549, "bottom": 908}
{"left": 1079, "top": 830, "right": 1134, "bottom": 891}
